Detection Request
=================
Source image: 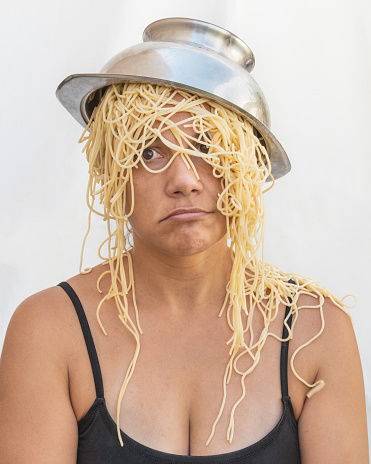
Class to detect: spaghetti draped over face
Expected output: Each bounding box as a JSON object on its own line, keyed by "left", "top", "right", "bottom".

{"left": 79, "top": 83, "right": 350, "bottom": 446}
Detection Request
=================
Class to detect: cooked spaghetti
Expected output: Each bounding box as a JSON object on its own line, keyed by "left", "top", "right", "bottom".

{"left": 78, "top": 83, "right": 351, "bottom": 446}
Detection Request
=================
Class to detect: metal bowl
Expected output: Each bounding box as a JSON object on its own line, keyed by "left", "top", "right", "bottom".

{"left": 56, "top": 17, "right": 290, "bottom": 179}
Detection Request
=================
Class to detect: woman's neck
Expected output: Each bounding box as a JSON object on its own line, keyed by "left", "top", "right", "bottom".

{"left": 129, "top": 234, "right": 232, "bottom": 315}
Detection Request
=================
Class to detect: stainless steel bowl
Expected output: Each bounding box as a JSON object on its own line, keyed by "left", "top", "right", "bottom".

{"left": 56, "top": 17, "right": 290, "bottom": 179}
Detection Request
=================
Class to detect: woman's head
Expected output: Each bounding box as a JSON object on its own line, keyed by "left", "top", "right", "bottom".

{"left": 80, "top": 82, "right": 271, "bottom": 261}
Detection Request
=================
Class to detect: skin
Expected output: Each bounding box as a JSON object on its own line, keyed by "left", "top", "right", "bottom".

{"left": 0, "top": 108, "right": 368, "bottom": 463}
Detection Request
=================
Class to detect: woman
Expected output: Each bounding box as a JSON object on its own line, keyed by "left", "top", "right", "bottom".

{"left": 0, "top": 18, "right": 368, "bottom": 463}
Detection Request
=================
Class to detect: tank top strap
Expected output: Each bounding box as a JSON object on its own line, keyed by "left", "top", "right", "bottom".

{"left": 58, "top": 281, "right": 104, "bottom": 399}
{"left": 280, "top": 279, "right": 295, "bottom": 399}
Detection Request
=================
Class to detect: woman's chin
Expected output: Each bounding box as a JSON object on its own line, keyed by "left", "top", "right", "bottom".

{"left": 135, "top": 231, "right": 228, "bottom": 259}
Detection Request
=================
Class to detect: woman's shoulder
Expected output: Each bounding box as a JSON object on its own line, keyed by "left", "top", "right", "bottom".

{"left": 3, "top": 265, "right": 104, "bottom": 355}
{"left": 2, "top": 289, "right": 75, "bottom": 374}
{"left": 266, "top": 272, "right": 358, "bottom": 383}
{"left": 7, "top": 286, "right": 70, "bottom": 341}
{"left": 291, "top": 285, "right": 355, "bottom": 346}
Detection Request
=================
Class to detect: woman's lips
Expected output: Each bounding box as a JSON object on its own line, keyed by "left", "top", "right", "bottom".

{"left": 162, "top": 208, "right": 210, "bottom": 223}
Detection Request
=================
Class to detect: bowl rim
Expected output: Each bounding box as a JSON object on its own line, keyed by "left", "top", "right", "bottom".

{"left": 56, "top": 73, "right": 291, "bottom": 180}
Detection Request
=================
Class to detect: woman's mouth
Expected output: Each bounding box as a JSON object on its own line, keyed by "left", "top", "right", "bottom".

{"left": 162, "top": 208, "right": 210, "bottom": 223}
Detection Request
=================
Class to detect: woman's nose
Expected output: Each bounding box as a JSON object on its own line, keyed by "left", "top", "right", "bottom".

{"left": 165, "top": 154, "right": 203, "bottom": 196}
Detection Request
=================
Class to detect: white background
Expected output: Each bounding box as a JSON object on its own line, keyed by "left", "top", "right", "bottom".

{"left": 1, "top": 0, "right": 370, "bottom": 452}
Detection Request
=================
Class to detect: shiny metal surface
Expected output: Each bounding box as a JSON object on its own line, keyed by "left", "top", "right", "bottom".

{"left": 56, "top": 17, "right": 290, "bottom": 179}
{"left": 143, "top": 17, "right": 255, "bottom": 72}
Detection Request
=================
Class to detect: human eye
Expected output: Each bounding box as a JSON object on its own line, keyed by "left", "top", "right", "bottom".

{"left": 142, "top": 147, "right": 162, "bottom": 162}
{"left": 197, "top": 143, "right": 209, "bottom": 154}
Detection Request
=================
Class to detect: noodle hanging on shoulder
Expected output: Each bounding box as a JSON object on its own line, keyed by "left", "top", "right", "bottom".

{"left": 78, "top": 82, "right": 351, "bottom": 446}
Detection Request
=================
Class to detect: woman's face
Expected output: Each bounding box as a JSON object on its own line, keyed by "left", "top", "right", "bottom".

{"left": 127, "top": 109, "right": 227, "bottom": 258}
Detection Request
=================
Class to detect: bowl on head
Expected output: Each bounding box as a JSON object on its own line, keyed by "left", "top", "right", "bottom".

{"left": 56, "top": 17, "right": 290, "bottom": 180}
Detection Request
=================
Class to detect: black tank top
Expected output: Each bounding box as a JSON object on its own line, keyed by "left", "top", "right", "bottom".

{"left": 59, "top": 281, "right": 301, "bottom": 463}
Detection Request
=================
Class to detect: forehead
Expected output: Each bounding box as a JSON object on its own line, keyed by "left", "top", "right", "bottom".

{"left": 139, "top": 89, "right": 212, "bottom": 116}
{"left": 168, "top": 91, "right": 212, "bottom": 111}
{"left": 140, "top": 92, "right": 213, "bottom": 134}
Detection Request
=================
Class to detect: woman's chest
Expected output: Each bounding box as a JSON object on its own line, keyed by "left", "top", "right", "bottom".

{"left": 70, "top": 312, "right": 291, "bottom": 455}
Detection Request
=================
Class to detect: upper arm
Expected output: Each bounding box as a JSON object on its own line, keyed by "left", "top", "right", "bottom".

{"left": 298, "top": 300, "right": 369, "bottom": 463}
{"left": 0, "top": 290, "right": 78, "bottom": 464}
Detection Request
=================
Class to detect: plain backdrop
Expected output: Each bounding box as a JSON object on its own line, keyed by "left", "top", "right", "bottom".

{"left": 1, "top": 0, "right": 370, "bottom": 452}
